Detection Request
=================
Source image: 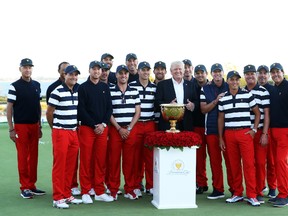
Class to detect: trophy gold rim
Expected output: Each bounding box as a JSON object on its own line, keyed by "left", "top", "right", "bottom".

{"left": 160, "top": 103, "right": 185, "bottom": 133}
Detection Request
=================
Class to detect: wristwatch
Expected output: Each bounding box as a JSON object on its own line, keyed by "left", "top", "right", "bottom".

{"left": 102, "top": 123, "right": 107, "bottom": 128}
{"left": 127, "top": 126, "right": 132, "bottom": 131}
{"left": 252, "top": 128, "right": 257, "bottom": 133}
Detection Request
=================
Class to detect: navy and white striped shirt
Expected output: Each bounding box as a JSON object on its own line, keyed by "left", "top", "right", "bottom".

{"left": 129, "top": 80, "right": 156, "bottom": 121}
{"left": 48, "top": 83, "right": 79, "bottom": 130}
{"left": 244, "top": 84, "right": 270, "bottom": 128}
{"left": 218, "top": 88, "right": 257, "bottom": 129}
{"left": 110, "top": 85, "right": 141, "bottom": 126}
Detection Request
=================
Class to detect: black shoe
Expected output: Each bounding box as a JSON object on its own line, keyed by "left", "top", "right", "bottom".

{"left": 145, "top": 188, "right": 153, "bottom": 196}
{"left": 207, "top": 189, "right": 225, "bottom": 199}
{"left": 273, "top": 198, "right": 288, "bottom": 207}
{"left": 21, "top": 189, "right": 33, "bottom": 199}
{"left": 31, "top": 188, "right": 46, "bottom": 195}
{"left": 196, "top": 186, "right": 204, "bottom": 194}
{"left": 268, "top": 197, "right": 278, "bottom": 204}
{"left": 268, "top": 189, "right": 276, "bottom": 198}
{"left": 203, "top": 186, "right": 208, "bottom": 192}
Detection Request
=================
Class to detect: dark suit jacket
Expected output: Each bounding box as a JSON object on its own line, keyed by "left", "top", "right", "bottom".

{"left": 155, "top": 78, "right": 198, "bottom": 131}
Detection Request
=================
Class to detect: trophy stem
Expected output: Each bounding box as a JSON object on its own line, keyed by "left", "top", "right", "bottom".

{"left": 166, "top": 120, "right": 180, "bottom": 133}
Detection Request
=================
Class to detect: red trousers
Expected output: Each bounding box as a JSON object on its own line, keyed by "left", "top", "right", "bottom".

{"left": 267, "top": 130, "right": 276, "bottom": 190}
{"left": 14, "top": 123, "right": 39, "bottom": 190}
{"left": 254, "top": 129, "right": 268, "bottom": 195}
{"left": 270, "top": 128, "right": 288, "bottom": 198}
{"left": 134, "top": 121, "right": 156, "bottom": 190}
{"left": 108, "top": 125, "right": 138, "bottom": 195}
{"left": 225, "top": 129, "right": 257, "bottom": 198}
{"left": 194, "top": 127, "right": 207, "bottom": 187}
{"left": 78, "top": 126, "right": 108, "bottom": 195}
{"left": 206, "top": 134, "right": 233, "bottom": 193}
{"left": 71, "top": 150, "right": 79, "bottom": 189}
{"left": 52, "top": 129, "right": 79, "bottom": 201}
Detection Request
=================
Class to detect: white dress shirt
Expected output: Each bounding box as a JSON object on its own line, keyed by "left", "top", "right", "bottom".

{"left": 172, "top": 78, "right": 184, "bottom": 104}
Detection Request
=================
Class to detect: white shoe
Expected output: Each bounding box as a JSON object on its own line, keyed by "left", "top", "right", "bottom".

{"left": 247, "top": 197, "right": 261, "bottom": 206}
{"left": 82, "top": 194, "right": 93, "bottom": 204}
{"left": 226, "top": 195, "right": 244, "bottom": 203}
{"left": 95, "top": 193, "right": 114, "bottom": 202}
{"left": 124, "top": 192, "right": 138, "bottom": 200}
{"left": 133, "top": 189, "right": 142, "bottom": 197}
{"left": 88, "top": 188, "right": 95, "bottom": 196}
{"left": 66, "top": 196, "right": 83, "bottom": 204}
{"left": 71, "top": 187, "right": 81, "bottom": 196}
{"left": 106, "top": 188, "right": 111, "bottom": 194}
{"left": 117, "top": 190, "right": 122, "bottom": 195}
{"left": 53, "top": 199, "right": 69, "bottom": 209}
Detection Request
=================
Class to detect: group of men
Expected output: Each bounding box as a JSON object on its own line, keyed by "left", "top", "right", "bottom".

{"left": 6, "top": 54, "right": 288, "bottom": 209}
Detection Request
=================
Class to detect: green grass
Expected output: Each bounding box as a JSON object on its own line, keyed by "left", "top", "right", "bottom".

{"left": 0, "top": 124, "right": 287, "bottom": 216}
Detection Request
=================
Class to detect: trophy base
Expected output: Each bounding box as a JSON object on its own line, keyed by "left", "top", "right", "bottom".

{"left": 166, "top": 129, "right": 180, "bottom": 133}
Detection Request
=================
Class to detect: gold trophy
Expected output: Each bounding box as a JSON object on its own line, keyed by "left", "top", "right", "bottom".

{"left": 160, "top": 104, "right": 185, "bottom": 133}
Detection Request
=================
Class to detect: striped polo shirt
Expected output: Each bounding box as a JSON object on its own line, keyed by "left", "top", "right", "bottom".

{"left": 218, "top": 88, "right": 257, "bottom": 129}
{"left": 244, "top": 84, "right": 270, "bottom": 128}
{"left": 129, "top": 80, "right": 156, "bottom": 121}
{"left": 110, "top": 84, "right": 141, "bottom": 126}
{"left": 48, "top": 83, "right": 79, "bottom": 130}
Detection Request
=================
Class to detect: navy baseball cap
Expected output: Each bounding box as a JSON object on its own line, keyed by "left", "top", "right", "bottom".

{"left": 257, "top": 65, "right": 269, "bottom": 73}
{"left": 101, "top": 53, "right": 114, "bottom": 60}
{"left": 126, "top": 53, "right": 137, "bottom": 61}
{"left": 270, "top": 63, "right": 283, "bottom": 71}
{"left": 101, "top": 62, "right": 109, "bottom": 70}
{"left": 243, "top": 64, "right": 256, "bottom": 73}
{"left": 183, "top": 59, "right": 192, "bottom": 66}
{"left": 194, "top": 64, "right": 207, "bottom": 73}
{"left": 154, "top": 61, "right": 166, "bottom": 69}
{"left": 89, "top": 60, "right": 102, "bottom": 69}
{"left": 116, "top": 65, "right": 129, "bottom": 73}
{"left": 138, "top": 61, "right": 151, "bottom": 70}
{"left": 65, "top": 65, "right": 80, "bottom": 74}
{"left": 227, "top": 70, "right": 241, "bottom": 79}
{"left": 20, "top": 58, "right": 34, "bottom": 67}
{"left": 211, "top": 63, "right": 223, "bottom": 72}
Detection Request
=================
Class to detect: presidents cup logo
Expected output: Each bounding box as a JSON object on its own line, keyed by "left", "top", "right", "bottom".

{"left": 168, "top": 159, "right": 190, "bottom": 175}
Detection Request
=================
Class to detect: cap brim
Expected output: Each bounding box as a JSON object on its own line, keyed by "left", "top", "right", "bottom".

{"left": 212, "top": 67, "right": 222, "bottom": 72}
{"left": 270, "top": 67, "right": 282, "bottom": 71}
{"left": 228, "top": 75, "right": 241, "bottom": 79}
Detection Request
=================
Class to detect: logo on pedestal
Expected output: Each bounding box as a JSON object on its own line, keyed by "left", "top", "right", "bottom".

{"left": 168, "top": 159, "right": 190, "bottom": 175}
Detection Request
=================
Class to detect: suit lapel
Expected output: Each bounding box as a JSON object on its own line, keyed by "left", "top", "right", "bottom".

{"left": 183, "top": 80, "right": 188, "bottom": 104}
{"left": 169, "top": 79, "right": 177, "bottom": 100}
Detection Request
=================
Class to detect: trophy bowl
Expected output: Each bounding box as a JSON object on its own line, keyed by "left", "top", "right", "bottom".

{"left": 160, "top": 103, "right": 185, "bottom": 133}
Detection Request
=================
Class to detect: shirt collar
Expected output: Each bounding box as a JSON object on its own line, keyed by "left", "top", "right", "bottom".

{"left": 172, "top": 77, "right": 184, "bottom": 85}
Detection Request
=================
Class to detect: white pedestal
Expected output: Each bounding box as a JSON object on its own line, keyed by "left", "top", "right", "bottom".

{"left": 152, "top": 146, "right": 198, "bottom": 209}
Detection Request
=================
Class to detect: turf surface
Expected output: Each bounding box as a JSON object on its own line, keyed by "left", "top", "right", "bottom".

{"left": 0, "top": 124, "right": 286, "bottom": 216}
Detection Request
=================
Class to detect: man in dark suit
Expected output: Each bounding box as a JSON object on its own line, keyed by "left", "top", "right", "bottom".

{"left": 155, "top": 61, "right": 198, "bottom": 131}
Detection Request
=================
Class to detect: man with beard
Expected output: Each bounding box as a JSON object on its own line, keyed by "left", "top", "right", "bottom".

{"left": 200, "top": 63, "right": 233, "bottom": 199}
{"left": 268, "top": 63, "right": 288, "bottom": 207}
{"left": 183, "top": 59, "right": 194, "bottom": 81}
{"left": 101, "top": 53, "right": 117, "bottom": 85}
{"left": 126, "top": 53, "right": 139, "bottom": 83}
